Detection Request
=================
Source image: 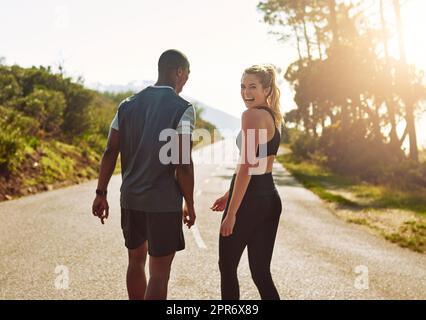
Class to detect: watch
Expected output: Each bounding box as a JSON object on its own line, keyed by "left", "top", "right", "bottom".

{"left": 96, "top": 189, "right": 107, "bottom": 196}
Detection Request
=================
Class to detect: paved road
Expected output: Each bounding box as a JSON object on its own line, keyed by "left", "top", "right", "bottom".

{"left": 1, "top": 139, "right": 425, "bottom": 299}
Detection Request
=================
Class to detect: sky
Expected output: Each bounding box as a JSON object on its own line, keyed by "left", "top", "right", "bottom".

{"left": 0, "top": 0, "right": 425, "bottom": 145}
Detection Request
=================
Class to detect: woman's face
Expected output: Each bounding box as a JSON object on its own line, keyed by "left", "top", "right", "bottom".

{"left": 241, "top": 73, "right": 270, "bottom": 109}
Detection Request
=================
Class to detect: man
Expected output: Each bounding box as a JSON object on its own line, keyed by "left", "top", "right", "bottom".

{"left": 92, "top": 49, "right": 196, "bottom": 300}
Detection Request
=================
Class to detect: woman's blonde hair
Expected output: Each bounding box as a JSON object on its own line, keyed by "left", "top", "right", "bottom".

{"left": 243, "top": 64, "right": 282, "bottom": 128}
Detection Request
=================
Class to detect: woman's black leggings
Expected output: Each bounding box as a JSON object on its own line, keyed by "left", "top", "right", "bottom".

{"left": 219, "top": 172, "right": 282, "bottom": 300}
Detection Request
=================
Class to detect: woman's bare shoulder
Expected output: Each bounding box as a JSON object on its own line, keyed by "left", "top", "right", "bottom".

{"left": 242, "top": 108, "right": 269, "bottom": 128}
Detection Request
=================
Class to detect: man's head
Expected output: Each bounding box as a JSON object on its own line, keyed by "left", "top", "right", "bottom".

{"left": 158, "top": 49, "right": 190, "bottom": 94}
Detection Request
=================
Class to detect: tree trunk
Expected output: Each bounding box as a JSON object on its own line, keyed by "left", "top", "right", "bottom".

{"left": 300, "top": 1, "right": 312, "bottom": 60}
{"left": 328, "top": 0, "right": 339, "bottom": 47}
{"left": 302, "top": 19, "right": 312, "bottom": 60}
{"left": 294, "top": 25, "right": 303, "bottom": 61}
{"left": 314, "top": 24, "right": 323, "bottom": 60}
{"left": 393, "top": 0, "right": 418, "bottom": 161}
{"left": 380, "top": 0, "right": 399, "bottom": 147}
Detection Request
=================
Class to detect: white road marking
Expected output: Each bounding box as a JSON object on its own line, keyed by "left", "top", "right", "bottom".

{"left": 191, "top": 191, "right": 206, "bottom": 248}
{"left": 191, "top": 225, "right": 207, "bottom": 249}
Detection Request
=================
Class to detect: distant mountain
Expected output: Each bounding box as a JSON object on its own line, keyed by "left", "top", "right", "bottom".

{"left": 88, "top": 81, "right": 241, "bottom": 136}
{"left": 88, "top": 80, "right": 154, "bottom": 93}
{"left": 183, "top": 96, "right": 240, "bottom": 135}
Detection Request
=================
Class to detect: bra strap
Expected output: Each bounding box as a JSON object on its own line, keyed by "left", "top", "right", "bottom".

{"left": 255, "top": 106, "right": 275, "bottom": 122}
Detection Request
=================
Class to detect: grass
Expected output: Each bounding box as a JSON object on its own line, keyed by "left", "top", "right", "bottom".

{"left": 347, "top": 218, "right": 369, "bottom": 225}
{"left": 277, "top": 151, "right": 426, "bottom": 253}
{"left": 277, "top": 153, "right": 426, "bottom": 214}
{"left": 419, "top": 148, "right": 426, "bottom": 163}
{"left": 279, "top": 155, "right": 358, "bottom": 206}
{"left": 40, "top": 141, "right": 77, "bottom": 183}
{"left": 385, "top": 220, "right": 426, "bottom": 253}
{"left": 18, "top": 140, "right": 100, "bottom": 193}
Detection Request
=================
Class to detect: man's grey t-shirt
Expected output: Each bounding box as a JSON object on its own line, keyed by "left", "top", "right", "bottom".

{"left": 110, "top": 86, "right": 195, "bottom": 212}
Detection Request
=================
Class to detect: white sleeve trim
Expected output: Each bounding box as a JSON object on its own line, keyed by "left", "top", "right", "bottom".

{"left": 110, "top": 111, "right": 119, "bottom": 131}
{"left": 110, "top": 99, "right": 128, "bottom": 131}
{"left": 176, "top": 105, "right": 195, "bottom": 134}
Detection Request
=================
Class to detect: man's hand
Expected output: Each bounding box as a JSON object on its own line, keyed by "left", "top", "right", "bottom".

{"left": 92, "top": 195, "right": 109, "bottom": 224}
{"left": 183, "top": 201, "right": 196, "bottom": 229}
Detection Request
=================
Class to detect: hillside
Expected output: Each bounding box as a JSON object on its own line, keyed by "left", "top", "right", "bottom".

{"left": 88, "top": 81, "right": 241, "bottom": 134}
{"left": 0, "top": 64, "right": 218, "bottom": 201}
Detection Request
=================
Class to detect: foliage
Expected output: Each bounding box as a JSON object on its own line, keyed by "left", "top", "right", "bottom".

{"left": 259, "top": 0, "right": 426, "bottom": 186}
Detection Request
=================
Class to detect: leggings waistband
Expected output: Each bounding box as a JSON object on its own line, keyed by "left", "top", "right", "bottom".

{"left": 230, "top": 172, "right": 277, "bottom": 196}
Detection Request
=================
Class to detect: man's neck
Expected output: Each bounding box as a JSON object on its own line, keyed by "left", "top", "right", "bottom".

{"left": 154, "top": 79, "right": 176, "bottom": 91}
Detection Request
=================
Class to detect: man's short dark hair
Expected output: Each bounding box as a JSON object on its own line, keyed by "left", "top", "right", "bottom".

{"left": 158, "top": 49, "right": 189, "bottom": 75}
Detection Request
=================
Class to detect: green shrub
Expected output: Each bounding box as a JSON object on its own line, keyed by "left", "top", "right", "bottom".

{"left": 81, "top": 133, "right": 107, "bottom": 155}
{"left": 0, "top": 106, "right": 40, "bottom": 173}
{"left": 0, "top": 131, "right": 24, "bottom": 173}
{"left": 319, "top": 120, "right": 404, "bottom": 177}
{"left": 20, "top": 87, "right": 66, "bottom": 134}
{"left": 0, "top": 126, "right": 24, "bottom": 173}
{"left": 286, "top": 121, "right": 425, "bottom": 191}
{"left": 0, "top": 71, "right": 22, "bottom": 104}
{"left": 289, "top": 130, "right": 320, "bottom": 160}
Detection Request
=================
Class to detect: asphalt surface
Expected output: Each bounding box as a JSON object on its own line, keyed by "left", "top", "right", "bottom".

{"left": 1, "top": 139, "right": 425, "bottom": 299}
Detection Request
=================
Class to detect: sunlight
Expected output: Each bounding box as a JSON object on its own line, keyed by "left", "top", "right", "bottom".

{"left": 366, "top": 0, "right": 426, "bottom": 149}
{"left": 401, "top": 0, "right": 426, "bottom": 70}
{"left": 404, "top": 0, "right": 426, "bottom": 148}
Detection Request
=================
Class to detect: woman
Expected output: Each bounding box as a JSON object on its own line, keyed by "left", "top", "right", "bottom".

{"left": 210, "top": 64, "right": 283, "bottom": 300}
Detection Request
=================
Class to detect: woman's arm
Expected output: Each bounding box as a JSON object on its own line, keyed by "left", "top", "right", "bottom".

{"left": 221, "top": 109, "right": 261, "bottom": 236}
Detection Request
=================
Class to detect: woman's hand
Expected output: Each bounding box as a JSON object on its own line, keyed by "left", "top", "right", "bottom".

{"left": 220, "top": 214, "right": 236, "bottom": 237}
{"left": 210, "top": 192, "right": 229, "bottom": 212}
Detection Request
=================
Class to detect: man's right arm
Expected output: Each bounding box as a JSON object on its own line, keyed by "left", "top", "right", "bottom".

{"left": 175, "top": 135, "right": 195, "bottom": 228}
{"left": 174, "top": 105, "right": 196, "bottom": 227}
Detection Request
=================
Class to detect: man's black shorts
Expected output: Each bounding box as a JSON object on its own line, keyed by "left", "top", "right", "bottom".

{"left": 121, "top": 208, "right": 185, "bottom": 256}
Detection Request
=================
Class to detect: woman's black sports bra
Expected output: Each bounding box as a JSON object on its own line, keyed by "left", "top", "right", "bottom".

{"left": 236, "top": 106, "right": 280, "bottom": 158}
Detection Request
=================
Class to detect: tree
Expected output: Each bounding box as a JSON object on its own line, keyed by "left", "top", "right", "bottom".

{"left": 393, "top": 0, "right": 419, "bottom": 161}
{"left": 379, "top": 0, "right": 399, "bottom": 148}
{"left": 258, "top": 0, "right": 425, "bottom": 170}
{"left": 61, "top": 84, "right": 93, "bottom": 136}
